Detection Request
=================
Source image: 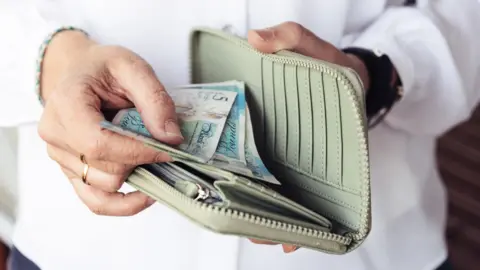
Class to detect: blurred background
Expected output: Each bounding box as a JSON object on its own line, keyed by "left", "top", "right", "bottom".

{"left": 439, "top": 106, "right": 480, "bottom": 270}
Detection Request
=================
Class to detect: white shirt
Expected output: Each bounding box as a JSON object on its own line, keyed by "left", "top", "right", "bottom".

{"left": 0, "top": 127, "right": 17, "bottom": 246}
{"left": 1, "top": 0, "right": 480, "bottom": 269}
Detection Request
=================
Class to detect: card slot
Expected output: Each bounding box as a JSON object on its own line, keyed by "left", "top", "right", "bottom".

{"left": 257, "top": 57, "right": 266, "bottom": 153}
{"left": 323, "top": 74, "right": 343, "bottom": 187}
{"left": 262, "top": 59, "right": 276, "bottom": 159}
{"left": 273, "top": 165, "right": 363, "bottom": 231}
{"left": 335, "top": 79, "right": 344, "bottom": 186}
{"left": 337, "top": 79, "right": 362, "bottom": 191}
{"left": 284, "top": 65, "right": 300, "bottom": 167}
{"left": 297, "top": 67, "right": 313, "bottom": 173}
{"left": 310, "top": 71, "right": 327, "bottom": 181}
{"left": 273, "top": 62, "right": 288, "bottom": 162}
{"left": 214, "top": 179, "right": 332, "bottom": 230}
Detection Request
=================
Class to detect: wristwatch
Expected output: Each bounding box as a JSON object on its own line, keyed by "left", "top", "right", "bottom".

{"left": 342, "top": 47, "right": 403, "bottom": 129}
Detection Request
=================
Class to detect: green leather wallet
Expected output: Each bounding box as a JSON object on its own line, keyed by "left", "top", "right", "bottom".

{"left": 126, "top": 27, "right": 371, "bottom": 254}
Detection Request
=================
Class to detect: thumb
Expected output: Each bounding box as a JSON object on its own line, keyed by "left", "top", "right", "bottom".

{"left": 112, "top": 55, "right": 183, "bottom": 145}
{"left": 247, "top": 22, "right": 338, "bottom": 62}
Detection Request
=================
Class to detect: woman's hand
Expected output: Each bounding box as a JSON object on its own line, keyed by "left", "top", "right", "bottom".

{"left": 248, "top": 21, "right": 370, "bottom": 90}
{"left": 38, "top": 30, "right": 183, "bottom": 216}
{"left": 246, "top": 21, "right": 371, "bottom": 253}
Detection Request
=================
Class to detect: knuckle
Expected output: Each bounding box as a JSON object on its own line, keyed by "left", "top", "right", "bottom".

{"left": 131, "top": 58, "right": 155, "bottom": 77}
{"left": 105, "top": 175, "right": 124, "bottom": 192}
{"left": 120, "top": 146, "right": 144, "bottom": 165}
{"left": 282, "top": 21, "right": 305, "bottom": 43}
{"left": 110, "top": 52, "right": 154, "bottom": 77}
{"left": 82, "top": 137, "right": 104, "bottom": 160}
{"left": 129, "top": 150, "right": 144, "bottom": 165}
{"left": 104, "top": 162, "right": 131, "bottom": 175}
{"left": 151, "top": 88, "right": 172, "bottom": 108}
{"left": 283, "top": 21, "right": 303, "bottom": 33}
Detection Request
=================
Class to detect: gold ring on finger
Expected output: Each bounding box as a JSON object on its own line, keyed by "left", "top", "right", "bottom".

{"left": 80, "top": 154, "right": 89, "bottom": 184}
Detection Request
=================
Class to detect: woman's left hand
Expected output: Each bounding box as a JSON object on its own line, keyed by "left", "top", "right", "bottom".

{"left": 246, "top": 21, "right": 370, "bottom": 253}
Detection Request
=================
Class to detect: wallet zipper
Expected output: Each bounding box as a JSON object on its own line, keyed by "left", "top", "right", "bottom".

{"left": 133, "top": 167, "right": 351, "bottom": 246}
{"left": 188, "top": 28, "right": 370, "bottom": 245}
{"left": 145, "top": 163, "right": 221, "bottom": 203}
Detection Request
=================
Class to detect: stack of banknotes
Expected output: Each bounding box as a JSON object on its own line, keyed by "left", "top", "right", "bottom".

{"left": 100, "top": 81, "right": 281, "bottom": 198}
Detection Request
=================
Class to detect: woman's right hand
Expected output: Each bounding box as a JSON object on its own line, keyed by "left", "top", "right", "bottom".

{"left": 38, "top": 30, "right": 183, "bottom": 216}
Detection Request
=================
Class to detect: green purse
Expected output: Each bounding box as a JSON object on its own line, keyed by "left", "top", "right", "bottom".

{"left": 125, "top": 27, "right": 371, "bottom": 254}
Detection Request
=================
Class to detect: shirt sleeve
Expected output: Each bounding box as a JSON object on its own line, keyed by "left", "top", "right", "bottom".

{"left": 0, "top": 1, "right": 65, "bottom": 127}
{"left": 350, "top": 0, "right": 480, "bottom": 136}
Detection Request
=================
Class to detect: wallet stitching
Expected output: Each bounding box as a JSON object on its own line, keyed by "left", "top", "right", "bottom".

{"left": 281, "top": 63, "right": 288, "bottom": 161}
{"left": 336, "top": 79, "right": 345, "bottom": 187}
{"left": 271, "top": 62, "right": 277, "bottom": 159}
{"left": 274, "top": 62, "right": 287, "bottom": 162}
{"left": 305, "top": 70, "right": 313, "bottom": 173}
{"left": 274, "top": 159, "right": 360, "bottom": 212}
{"left": 294, "top": 66, "right": 300, "bottom": 166}
{"left": 319, "top": 75, "right": 326, "bottom": 180}
{"left": 260, "top": 58, "right": 266, "bottom": 153}
{"left": 278, "top": 160, "right": 359, "bottom": 194}
{"left": 333, "top": 78, "right": 342, "bottom": 187}
{"left": 275, "top": 173, "right": 359, "bottom": 228}
{"left": 295, "top": 74, "right": 354, "bottom": 193}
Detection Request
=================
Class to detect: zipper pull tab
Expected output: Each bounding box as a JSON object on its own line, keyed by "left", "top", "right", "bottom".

{"left": 193, "top": 184, "right": 210, "bottom": 201}
{"left": 174, "top": 181, "right": 210, "bottom": 201}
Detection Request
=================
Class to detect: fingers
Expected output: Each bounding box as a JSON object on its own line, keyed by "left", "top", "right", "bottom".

{"left": 282, "top": 244, "right": 300, "bottom": 253}
{"left": 57, "top": 151, "right": 156, "bottom": 216}
{"left": 47, "top": 144, "right": 133, "bottom": 193}
{"left": 249, "top": 239, "right": 278, "bottom": 245}
{"left": 248, "top": 239, "right": 299, "bottom": 253}
{"left": 40, "top": 87, "right": 172, "bottom": 165}
{"left": 247, "top": 21, "right": 339, "bottom": 62}
{"left": 70, "top": 178, "right": 156, "bottom": 216}
{"left": 108, "top": 53, "right": 184, "bottom": 145}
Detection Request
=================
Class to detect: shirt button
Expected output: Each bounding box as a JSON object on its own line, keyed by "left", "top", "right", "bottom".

{"left": 373, "top": 48, "right": 384, "bottom": 57}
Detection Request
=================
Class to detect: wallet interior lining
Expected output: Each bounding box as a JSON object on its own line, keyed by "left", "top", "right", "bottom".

{"left": 190, "top": 29, "right": 369, "bottom": 234}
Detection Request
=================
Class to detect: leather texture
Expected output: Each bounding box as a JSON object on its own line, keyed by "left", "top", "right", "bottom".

{"left": 126, "top": 27, "right": 371, "bottom": 254}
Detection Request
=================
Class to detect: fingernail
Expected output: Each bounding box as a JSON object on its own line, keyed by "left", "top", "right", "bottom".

{"left": 147, "top": 197, "right": 156, "bottom": 205}
{"left": 164, "top": 120, "right": 184, "bottom": 139}
{"left": 255, "top": 29, "right": 274, "bottom": 41}
{"left": 283, "top": 245, "right": 299, "bottom": 253}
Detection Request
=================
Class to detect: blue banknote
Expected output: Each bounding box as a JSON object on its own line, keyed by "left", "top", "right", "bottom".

{"left": 178, "top": 81, "right": 246, "bottom": 166}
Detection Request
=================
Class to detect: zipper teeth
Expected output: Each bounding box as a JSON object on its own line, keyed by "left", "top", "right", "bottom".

{"left": 137, "top": 168, "right": 351, "bottom": 245}
{"left": 188, "top": 28, "right": 370, "bottom": 244}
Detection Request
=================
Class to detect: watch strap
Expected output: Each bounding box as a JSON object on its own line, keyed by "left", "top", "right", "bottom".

{"left": 342, "top": 47, "right": 403, "bottom": 128}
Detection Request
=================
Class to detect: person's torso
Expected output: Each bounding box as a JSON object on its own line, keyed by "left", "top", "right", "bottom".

{"left": 13, "top": 1, "right": 448, "bottom": 269}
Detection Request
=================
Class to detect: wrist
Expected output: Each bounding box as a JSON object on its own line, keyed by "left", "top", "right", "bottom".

{"left": 346, "top": 53, "right": 370, "bottom": 91}
{"left": 41, "top": 30, "right": 96, "bottom": 101}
